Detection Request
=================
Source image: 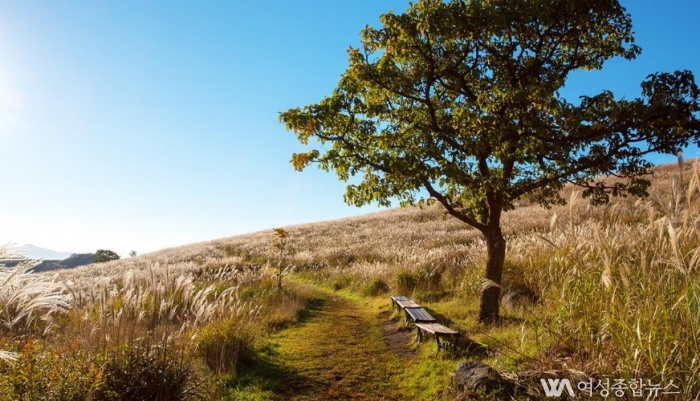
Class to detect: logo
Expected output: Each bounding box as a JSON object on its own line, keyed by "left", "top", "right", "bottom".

{"left": 541, "top": 378, "right": 576, "bottom": 397}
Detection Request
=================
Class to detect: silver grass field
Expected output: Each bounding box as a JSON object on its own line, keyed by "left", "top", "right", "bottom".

{"left": 0, "top": 160, "right": 699, "bottom": 399}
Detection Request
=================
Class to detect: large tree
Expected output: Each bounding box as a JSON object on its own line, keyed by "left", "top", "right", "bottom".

{"left": 280, "top": 0, "right": 700, "bottom": 323}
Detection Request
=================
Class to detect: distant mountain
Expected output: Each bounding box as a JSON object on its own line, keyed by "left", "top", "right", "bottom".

{"left": 30, "top": 253, "right": 96, "bottom": 273}
{"left": 21, "top": 244, "right": 74, "bottom": 260}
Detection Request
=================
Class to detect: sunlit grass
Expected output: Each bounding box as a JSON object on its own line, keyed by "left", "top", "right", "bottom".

{"left": 0, "top": 160, "right": 698, "bottom": 398}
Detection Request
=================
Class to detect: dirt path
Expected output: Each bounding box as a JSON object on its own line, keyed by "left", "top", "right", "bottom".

{"left": 240, "top": 289, "right": 412, "bottom": 400}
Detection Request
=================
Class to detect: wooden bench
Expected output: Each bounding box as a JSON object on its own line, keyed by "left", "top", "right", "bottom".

{"left": 390, "top": 295, "right": 461, "bottom": 354}
{"left": 395, "top": 299, "right": 420, "bottom": 310}
{"left": 404, "top": 307, "right": 436, "bottom": 325}
{"left": 415, "top": 323, "right": 460, "bottom": 354}
{"left": 390, "top": 295, "right": 411, "bottom": 311}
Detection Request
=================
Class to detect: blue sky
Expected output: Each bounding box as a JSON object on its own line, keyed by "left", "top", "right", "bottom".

{"left": 1, "top": 1, "right": 699, "bottom": 256}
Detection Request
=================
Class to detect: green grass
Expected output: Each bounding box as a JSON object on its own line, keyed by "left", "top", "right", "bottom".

{"left": 228, "top": 287, "right": 404, "bottom": 400}
{"left": 227, "top": 285, "right": 474, "bottom": 400}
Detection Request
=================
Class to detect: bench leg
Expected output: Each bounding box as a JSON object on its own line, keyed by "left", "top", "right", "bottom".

{"left": 434, "top": 334, "right": 457, "bottom": 355}
{"left": 441, "top": 334, "right": 459, "bottom": 352}
{"left": 416, "top": 327, "right": 422, "bottom": 343}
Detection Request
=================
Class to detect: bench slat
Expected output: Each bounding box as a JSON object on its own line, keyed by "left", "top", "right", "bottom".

{"left": 415, "top": 322, "right": 461, "bottom": 354}
{"left": 405, "top": 307, "right": 436, "bottom": 323}
{"left": 395, "top": 299, "right": 420, "bottom": 309}
{"left": 390, "top": 295, "right": 412, "bottom": 311}
{"left": 415, "top": 322, "right": 459, "bottom": 335}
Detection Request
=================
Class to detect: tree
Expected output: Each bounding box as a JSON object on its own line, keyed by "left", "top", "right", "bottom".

{"left": 95, "top": 249, "right": 120, "bottom": 263}
{"left": 272, "top": 228, "right": 289, "bottom": 289}
{"left": 129, "top": 251, "right": 138, "bottom": 258}
{"left": 280, "top": 0, "right": 700, "bottom": 323}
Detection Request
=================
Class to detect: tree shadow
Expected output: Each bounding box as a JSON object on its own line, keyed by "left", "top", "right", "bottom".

{"left": 419, "top": 308, "right": 490, "bottom": 359}
{"left": 233, "top": 341, "right": 329, "bottom": 399}
{"left": 229, "top": 295, "right": 333, "bottom": 398}
{"left": 294, "top": 296, "right": 327, "bottom": 324}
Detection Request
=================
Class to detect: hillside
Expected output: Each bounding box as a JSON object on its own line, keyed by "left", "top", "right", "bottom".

{"left": 30, "top": 253, "right": 96, "bottom": 273}
{"left": 1, "top": 251, "right": 95, "bottom": 273}
{"left": 2, "top": 160, "right": 698, "bottom": 400}
{"left": 57, "top": 160, "right": 687, "bottom": 291}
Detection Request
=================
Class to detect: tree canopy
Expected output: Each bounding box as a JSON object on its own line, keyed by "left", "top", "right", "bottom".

{"left": 95, "top": 249, "right": 120, "bottom": 263}
{"left": 280, "top": 0, "right": 700, "bottom": 322}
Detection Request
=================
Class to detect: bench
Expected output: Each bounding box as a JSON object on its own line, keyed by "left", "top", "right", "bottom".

{"left": 390, "top": 295, "right": 411, "bottom": 311}
{"left": 389, "top": 295, "right": 461, "bottom": 354}
{"left": 391, "top": 295, "right": 434, "bottom": 324}
{"left": 395, "top": 299, "right": 420, "bottom": 310}
{"left": 415, "top": 322, "right": 460, "bottom": 354}
{"left": 403, "top": 307, "right": 436, "bottom": 325}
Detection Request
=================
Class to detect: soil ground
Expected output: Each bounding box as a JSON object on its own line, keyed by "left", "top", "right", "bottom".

{"left": 379, "top": 310, "right": 417, "bottom": 360}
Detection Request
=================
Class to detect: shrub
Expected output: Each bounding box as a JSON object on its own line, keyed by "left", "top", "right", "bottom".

{"left": 93, "top": 341, "right": 200, "bottom": 401}
{"left": 259, "top": 283, "right": 314, "bottom": 330}
{"left": 0, "top": 339, "right": 98, "bottom": 401}
{"left": 394, "top": 271, "right": 419, "bottom": 295}
{"left": 331, "top": 273, "right": 355, "bottom": 292}
{"left": 362, "top": 278, "right": 389, "bottom": 297}
{"left": 196, "top": 318, "right": 254, "bottom": 375}
{"left": 416, "top": 265, "right": 442, "bottom": 290}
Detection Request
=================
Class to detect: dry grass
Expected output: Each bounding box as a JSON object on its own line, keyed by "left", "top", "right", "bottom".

{"left": 0, "top": 238, "right": 311, "bottom": 398}
{"left": 527, "top": 161, "right": 700, "bottom": 392}
{"left": 0, "top": 159, "right": 698, "bottom": 398}
{"left": 0, "top": 253, "right": 70, "bottom": 365}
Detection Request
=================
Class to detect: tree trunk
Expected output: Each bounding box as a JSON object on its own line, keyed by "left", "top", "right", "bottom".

{"left": 479, "top": 226, "right": 506, "bottom": 324}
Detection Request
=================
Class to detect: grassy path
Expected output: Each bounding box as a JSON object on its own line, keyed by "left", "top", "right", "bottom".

{"left": 233, "top": 288, "right": 411, "bottom": 400}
